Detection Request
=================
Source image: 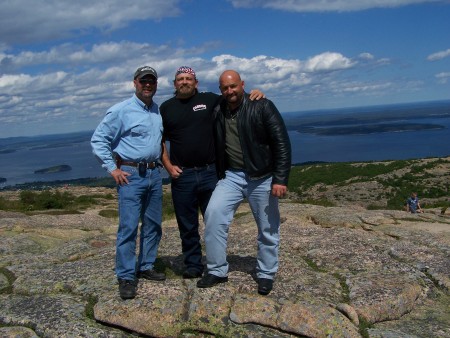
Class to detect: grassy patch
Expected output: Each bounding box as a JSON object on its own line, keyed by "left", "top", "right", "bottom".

{"left": 84, "top": 294, "right": 99, "bottom": 320}
{"left": 332, "top": 273, "right": 350, "bottom": 303}
{"left": 234, "top": 211, "right": 251, "bottom": 219}
{"left": 401, "top": 217, "right": 434, "bottom": 223}
{"left": 301, "top": 198, "right": 335, "bottom": 207}
{"left": 0, "top": 189, "right": 177, "bottom": 220}
{"left": 303, "top": 256, "right": 327, "bottom": 273}
{"left": 426, "top": 201, "right": 450, "bottom": 209}
{"left": 366, "top": 204, "right": 385, "bottom": 210}
{"left": 0, "top": 190, "right": 104, "bottom": 213}
{"left": 98, "top": 209, "right": 118, "bottom": 218}
{"left": 89, "top": 193, "right": 115, "bottom": 200}
{"left": 358, "top": 317, "right": 373, "bottom": 338}
{"left": 27, "top": 210, "right": 83, "bottom": 215}
{"left": 289, "top": 160, "right": 411, "bottom": 192}
{"left": 162, "top": 191, "right": 175, "bottom": 221}
{"left": 424, "top": 271, "right": 446, "bottom": 290}
{"left": 0, "top": 267, "right": 16, "bottom": 294}
{"left": 154, "top": 257, "right": 177, "bottom": 279}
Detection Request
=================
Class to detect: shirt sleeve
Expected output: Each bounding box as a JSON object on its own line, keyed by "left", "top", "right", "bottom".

{"left": 91, "top": 111, "right": 121, "bottom": 173}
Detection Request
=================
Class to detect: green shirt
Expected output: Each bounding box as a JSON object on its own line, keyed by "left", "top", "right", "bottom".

{"left": 225, "top": 108, "right": 244, "bottom": 169}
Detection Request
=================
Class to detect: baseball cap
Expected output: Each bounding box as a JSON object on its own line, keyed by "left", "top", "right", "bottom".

{"left": 134, "top": 66, "right": 158, "bottom": 80}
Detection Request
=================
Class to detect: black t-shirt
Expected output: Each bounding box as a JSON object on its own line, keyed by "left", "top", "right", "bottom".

{"left": 160, "top": 92, "right": 221, "bottom": 167}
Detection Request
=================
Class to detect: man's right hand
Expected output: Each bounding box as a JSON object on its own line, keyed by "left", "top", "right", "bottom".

{"left": 168, "top": 165, "right": 183, "bottom": 179}
{"left": 111, "top": 168, "right": 131, "bottom": 186}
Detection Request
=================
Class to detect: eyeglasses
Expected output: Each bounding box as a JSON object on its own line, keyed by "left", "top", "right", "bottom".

{"left": 139, "top": 78, "right": 157, "bottom": 85}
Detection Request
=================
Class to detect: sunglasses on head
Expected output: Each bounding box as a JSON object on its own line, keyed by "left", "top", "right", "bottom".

{"left": 139, "top": 78, "right": 157, "bottom": 85}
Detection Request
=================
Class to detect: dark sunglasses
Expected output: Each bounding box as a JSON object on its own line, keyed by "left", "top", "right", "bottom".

{"left": 139, "top": 78, "right": 157, "bottom": 85}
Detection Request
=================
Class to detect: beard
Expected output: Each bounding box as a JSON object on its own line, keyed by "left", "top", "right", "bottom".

{"left": 176, "top": 85, "right": 196, "bottom": 98}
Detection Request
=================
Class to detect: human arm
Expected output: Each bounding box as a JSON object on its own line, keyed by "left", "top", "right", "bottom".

{"left": 417, "top": 200, "right": 424, "bottom": 213}
{"left": 161, "top": 140, "right": 183, "bottom": 179}
{"left": 91, "top": 111, "right": 130, "bottom": 185}
{"left": 263, "top": 100, "right": 292, "bottom": 186}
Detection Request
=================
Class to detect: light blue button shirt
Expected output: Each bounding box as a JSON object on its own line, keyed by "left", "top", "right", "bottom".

{"left": 91, "top": 94, "right": 163, "bottom": 173}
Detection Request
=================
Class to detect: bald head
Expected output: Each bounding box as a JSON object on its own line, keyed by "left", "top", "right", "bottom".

{"left": 219, "top": 70, "right": 245, "bottom": 110}
{"left": 219, "top": 70, "right": 241, "bottom": 83}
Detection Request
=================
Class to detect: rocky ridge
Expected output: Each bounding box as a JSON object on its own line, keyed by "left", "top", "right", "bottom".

{"left": 0, "top": 184, "right": 449, "bottom": 337}
{"left": 289, "top": 156, "right": 450, "bottom": 210}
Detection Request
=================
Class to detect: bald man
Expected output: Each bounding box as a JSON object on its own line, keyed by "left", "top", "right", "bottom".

{"left": 197, "top": 70, "right": 292, "bottom": 295}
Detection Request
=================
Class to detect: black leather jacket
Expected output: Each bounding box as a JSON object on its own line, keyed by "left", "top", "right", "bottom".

{"left": 213, "top": 93, "right": 291, "bottom": 185}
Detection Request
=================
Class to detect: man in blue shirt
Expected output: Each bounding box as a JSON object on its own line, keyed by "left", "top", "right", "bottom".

{"left": 91, "top": 66, "right": 165, "bottom": 300}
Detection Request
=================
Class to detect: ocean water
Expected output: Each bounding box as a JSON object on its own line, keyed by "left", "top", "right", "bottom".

{"left": 1, "top": 101, "right": 449, "bottom": 188}
{"left": 288, "top": 115, "right": 450, "bottom": 163}
{"left": 0, "top": 138, "right": 109, "bottom": 187}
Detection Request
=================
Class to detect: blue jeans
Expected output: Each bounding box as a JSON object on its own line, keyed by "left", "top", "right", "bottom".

{"left": 116, "top": 165, "right": 162, "bottom": 280}
{"left": 171, "top": 164, "right": 217, "bottom": 273}
{"left": 204, "top": 170, "right": 280, "bottom": 279}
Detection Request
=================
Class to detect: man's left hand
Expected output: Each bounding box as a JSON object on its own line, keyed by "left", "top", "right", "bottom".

{"left": 272, "top": 184, "right": 287, "bottom": 198}
{"left": 249, "top": 89, "right": 265, "bottom": 100}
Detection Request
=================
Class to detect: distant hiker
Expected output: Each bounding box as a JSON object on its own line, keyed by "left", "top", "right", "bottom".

{"left": 406, "top": 192, "right": 423, "bottom": 213}
{"left": 91, "top": 66, "right": 165, "bottom": 300}
{"left": 196, "top": 70, "right": 291, "bottom": 296}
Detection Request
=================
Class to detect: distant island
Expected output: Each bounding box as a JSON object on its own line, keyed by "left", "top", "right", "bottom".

{"left": 0, "top": 149, "right": 17, "bottom": 154}
{"left": 0, "top": 177, "right": 6, "bottom": 183}
{"left": 295, "top": 123, "right": 445, "bottom": 136}
{"left": 34, "top": 165, "right": 72, "bottom": 174}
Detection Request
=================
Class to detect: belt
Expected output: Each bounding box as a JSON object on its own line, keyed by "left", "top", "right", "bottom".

{"left": 182, "top": 162, "right": 215, "bottom": 170}
{"left": 119, "top": 161, "right": 157, "bottom": 169}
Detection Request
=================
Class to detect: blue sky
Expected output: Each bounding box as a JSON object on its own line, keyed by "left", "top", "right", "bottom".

{"left": 0, "top": 0, "right": 449, "bottom": 138}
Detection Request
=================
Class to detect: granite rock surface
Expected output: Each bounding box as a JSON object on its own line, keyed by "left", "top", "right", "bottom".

{"left": 0, "top": 186, "right": 449, "bottom": 337}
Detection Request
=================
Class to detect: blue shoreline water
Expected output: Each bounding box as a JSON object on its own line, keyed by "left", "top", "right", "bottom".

{"left": 1, "top": 100, "right": 449, "bottom": 188}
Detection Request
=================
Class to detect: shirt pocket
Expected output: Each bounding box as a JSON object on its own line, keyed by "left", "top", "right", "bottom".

{"left": 130, "top": 126, "right": 148, "bottom": 137}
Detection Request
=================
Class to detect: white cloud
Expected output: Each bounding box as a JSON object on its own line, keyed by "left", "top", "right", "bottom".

{"left": 0, "top": 0, "right": 181, "bottom": 44}
{"left": 7, "top": 42, "right": 169, "bottom": 68}
{"left": 211, "top": 52, "right": 355, "bottom": 80}
{"left": 332, "top": 81, "right": 393, "bottom": 94}
{"left": 0, "top": 96, "right": 23, "bottom": 110}
{"left": 0, "top": 72, "right": 69, "bottom": 92}
{"left": 0, "top": 74, "right": 33, "bottom": 88}
{"left": 435, "top": 72, "right": 450, "bottom": 83}
{"left": 359, "top": 52, "right": 375, "bottom": 60}
{"left": 427, "top": 49, "right": 450, "bottom": 61}
{"left": 0, "top": 40, "right": 418, "bottom": 137}
{"left": 212, "top": 54, "right": 302, "bottom": 76}
{"left": 304, "top": 52, "right": 356, "bottom": 72}
{"left": 228, "top": 0, "right": 444, "bottom": 12}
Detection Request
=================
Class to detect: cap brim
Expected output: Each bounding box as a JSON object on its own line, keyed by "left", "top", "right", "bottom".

{"left": 136, "top": 71, "right": 157, "bottom": 79}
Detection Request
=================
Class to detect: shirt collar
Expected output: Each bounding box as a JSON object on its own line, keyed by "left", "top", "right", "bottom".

{"left": 133, "top": 94, "right": 154, "bottom": 111}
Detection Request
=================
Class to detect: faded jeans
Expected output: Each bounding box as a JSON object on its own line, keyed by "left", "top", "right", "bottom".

{"left": 115, "top": 165, "right": 162, "bottom": 280}
{"left": 204, "top": 170, "right": 280, "bottom": 280}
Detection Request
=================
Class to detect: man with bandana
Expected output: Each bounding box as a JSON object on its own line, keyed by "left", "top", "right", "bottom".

{"left": 160, "top": 67, "right": 264, "bottom": 279}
